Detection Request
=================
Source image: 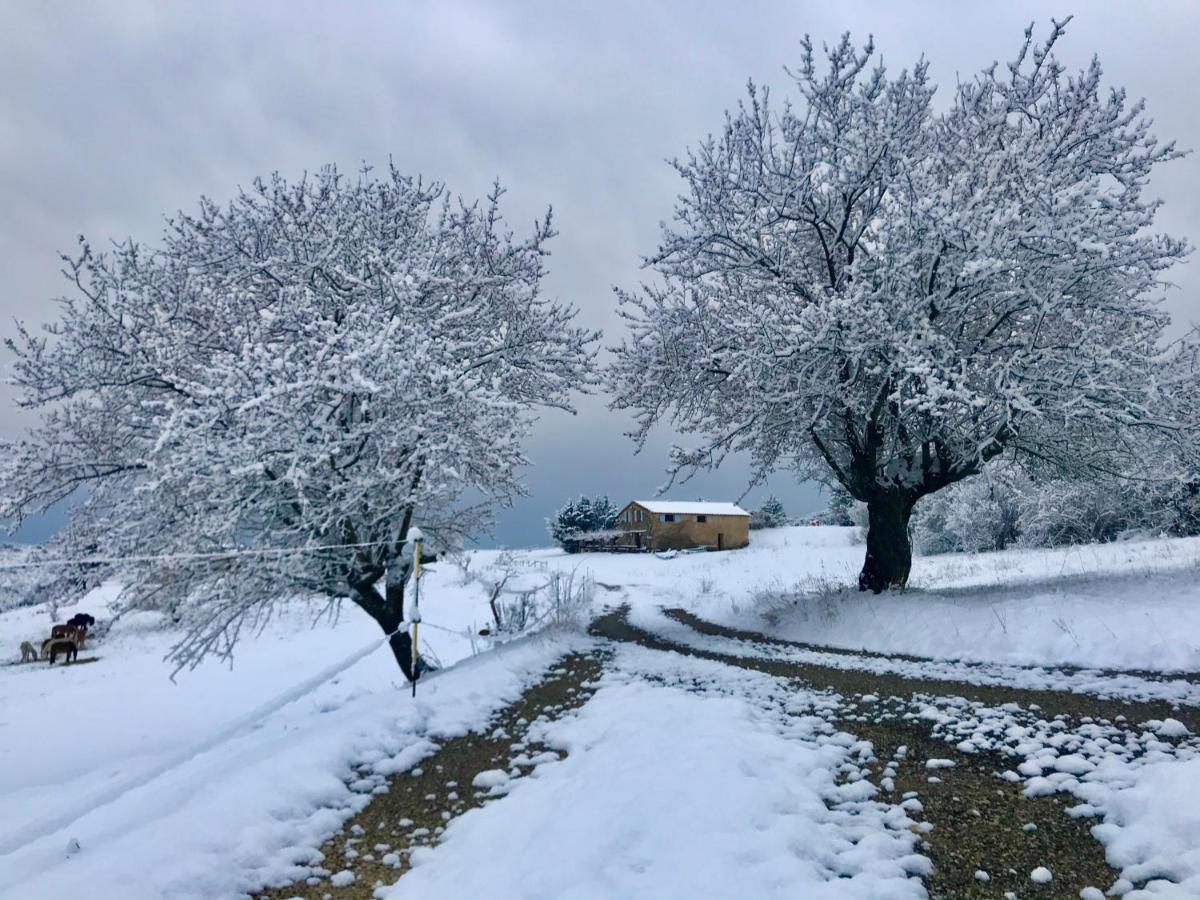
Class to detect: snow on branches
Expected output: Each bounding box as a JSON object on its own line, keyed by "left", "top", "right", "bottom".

{"left": 608, "top": 20, "right": 1191, "bottom": 591}
{"left": 0, "top": 165, "right": 598, "bottom": 671}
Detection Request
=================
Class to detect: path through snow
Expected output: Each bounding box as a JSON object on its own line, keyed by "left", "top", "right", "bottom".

{"left": 264, "top": 602, "right": 1200, "bottom": 899}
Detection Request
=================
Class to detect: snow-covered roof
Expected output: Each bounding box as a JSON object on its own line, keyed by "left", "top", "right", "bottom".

{"left": 628, "top": 500, "right": 750, "bottom": 517}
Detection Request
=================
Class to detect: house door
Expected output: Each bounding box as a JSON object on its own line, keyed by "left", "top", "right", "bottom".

{"left": 717, "top": 533, "right": 724, "bottom": 550}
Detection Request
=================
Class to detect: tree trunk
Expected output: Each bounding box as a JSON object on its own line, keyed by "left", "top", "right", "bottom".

{"left": 349, "top": 572, "right": 416, "bottom": 682}
{"left": 858, "top": 494, "right": 915, "bottom": 593}
{"left": 375, "top": 604, "right": 416, "bottom": 681}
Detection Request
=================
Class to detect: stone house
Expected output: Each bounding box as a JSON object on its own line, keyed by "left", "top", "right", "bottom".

{"left": 615, "top": 500, "right": 750, "bottom": 551}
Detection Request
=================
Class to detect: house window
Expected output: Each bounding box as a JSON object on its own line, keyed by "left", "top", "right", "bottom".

{"left": 661, "top": 513, "right": 676, "bottom": 522}
{"left": 697, "top": 515, "right": 707, "bottom": 523}
{"left": 639, "top": 510, "right": 644, "bottom": 522}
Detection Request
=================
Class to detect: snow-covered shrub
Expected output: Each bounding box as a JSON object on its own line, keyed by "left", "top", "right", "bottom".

{"left": 912, "top": 463, "right": 1197, "bottom": 555}
{"left": 749, "top": 496, "right": 788, "bottom": 530}
{"left": 913, "top": 466, "right": 1024, "bottom": 555}
{"left": 1166, "top": 481, "right": 1200, "bottom": 536}
{"left": 462, "top": 553, "right": 593, "bottom": 635}
{"left": 489, "top": 569, "right": 593, "bottom": 634}
{"left": 1017, "top": 478, "right": 1131, "bottom": 548}
{"left": 493, "top": 589, "right": 537, "bottom": 634}
{"left": 541, "top": 568, "right": 595, "bottom": 630}
{"left": 1130, "top": 478, "right": 1200, "bottom": 538}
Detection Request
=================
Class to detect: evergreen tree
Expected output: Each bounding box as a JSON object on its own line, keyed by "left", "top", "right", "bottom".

{"left": 823, "top": 487, "right": 856, "bottom": 527}
{"left": 548, "top": 495, "right": 619, "bottom": 552}
{"left": 750, "top": 496, "right": 789, "bottom": 530}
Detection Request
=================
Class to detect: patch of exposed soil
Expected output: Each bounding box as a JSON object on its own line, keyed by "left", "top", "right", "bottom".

{"left": 256, "top": 650, "right": 605, "bottom": 900}
{"left": 844, "top": 712, "right": 1114, "bottom": 898}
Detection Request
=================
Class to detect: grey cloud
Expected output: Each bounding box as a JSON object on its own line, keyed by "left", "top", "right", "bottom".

{"left": 2, "top": 1, "right": 1197, "bottom": 546}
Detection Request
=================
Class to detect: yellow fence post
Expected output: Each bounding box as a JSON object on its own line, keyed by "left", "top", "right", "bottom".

{"left": 411, "top": 536, "right": 422, "bottom": 698}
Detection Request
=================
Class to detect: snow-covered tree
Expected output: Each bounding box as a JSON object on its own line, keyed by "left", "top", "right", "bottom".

{"left": 608, "top": 20, "right": 1191, "bottom": 592}
{"left": 749, "top": 496, "right": 788, "bottom": 530}
{"left": 0, "top": 165, "right": 598, "bottom": 675}
{"left": 547, "top": 495, "right": 619, "bottom": 552}
{"left": 821, "top": 486, "right": 856, "bottom": 527}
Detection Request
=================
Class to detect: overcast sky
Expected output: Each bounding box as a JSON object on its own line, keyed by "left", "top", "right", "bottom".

{"left": 2, "top": 1, "right": 1198, "bottom": 547}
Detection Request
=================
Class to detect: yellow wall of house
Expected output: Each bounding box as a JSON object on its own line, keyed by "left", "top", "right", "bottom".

{"left": 618, "top": 503, "right": 749, "bottom": 551}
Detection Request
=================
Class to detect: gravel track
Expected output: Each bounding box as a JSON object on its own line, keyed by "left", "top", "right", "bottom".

{"left": 257, "top": 604, "right": 1195, "bottom": 899}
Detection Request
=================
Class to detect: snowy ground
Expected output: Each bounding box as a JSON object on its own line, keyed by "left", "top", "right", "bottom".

{"left": 3, "top": 527, "right": 1200, "bottom": 897}
{"left": 531, "top": 526, "right": 1200, "bottom": 673}
{"left": 393, "top": 644, "right": 930, "bottom": 900}
{"left": 0, "top": 576, "right": 580, "bottom": 899}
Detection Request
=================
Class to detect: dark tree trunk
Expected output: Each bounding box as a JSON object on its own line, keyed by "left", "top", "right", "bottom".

{"left": 858, "top": 494, "right": 915, "bottom": 593}
{"left": 349, "top": 569, "right": 416, "bottom": 682}
{"left": 376, "top": 605, "right": 416, "bottom": 682}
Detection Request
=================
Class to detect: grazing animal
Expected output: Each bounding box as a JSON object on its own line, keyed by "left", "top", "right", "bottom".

{"left": 68, "top": 613, "right": 95, "bottom": 629}
{"left": 20, "top": 641, "right": 38, "bottom": 662}
{"left": 50, "top": 624, "right": 78, "bottom": 641}
{"left": 42, "top": 638, "right": 77, "bottom": 665}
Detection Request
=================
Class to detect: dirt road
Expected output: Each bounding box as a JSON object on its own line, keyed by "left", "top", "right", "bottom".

{"left": 259, "top": 607, "right": 1198, "bottom": 899}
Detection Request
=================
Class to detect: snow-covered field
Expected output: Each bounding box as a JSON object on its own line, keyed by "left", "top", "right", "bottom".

{"left": 0, "top": 575, "right": 582, "bottom": 899}
{"left": 534, "top": 526, "right": 1200, "bottom": 673}
{"left": 3, "top": 526, "right": 1200, "bottom": 898}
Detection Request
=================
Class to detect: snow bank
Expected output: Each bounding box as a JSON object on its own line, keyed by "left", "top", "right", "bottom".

{"left": 763, "top": 535, "right": 1200, "bottom": 672}
{"left": 1086, "top": 758, "right": 1200, "bottom": 896}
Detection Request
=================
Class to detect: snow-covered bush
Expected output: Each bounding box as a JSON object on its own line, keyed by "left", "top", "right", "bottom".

{"left": 910, "top": 462, "right": 1200, "bottom": 555}
{"left": 540, "top": 568, "right": 595, "bottom": 630}
{"left": 1017, "top": 478, "right": 1132, "bottom": 548}
{"left": 0, "top": 166, "right": 598, "bottom": 675}
{"left": 913, "top": 466, "right": 1024, "bottom": 555}
{"left": 749, "top": 496, "right": 789, "bottom": 530}
{"left": 457, "top": 552, "right": 593, "bottom": 635}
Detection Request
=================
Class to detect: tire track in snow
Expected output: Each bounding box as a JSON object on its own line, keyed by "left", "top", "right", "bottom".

{"left": 655, "top": 607, "right": 1200, "bottom": 726}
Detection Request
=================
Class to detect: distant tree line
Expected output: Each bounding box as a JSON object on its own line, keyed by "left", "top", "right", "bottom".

{"left": 823, "top": 466, "right": 1200, "bottom": 556}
